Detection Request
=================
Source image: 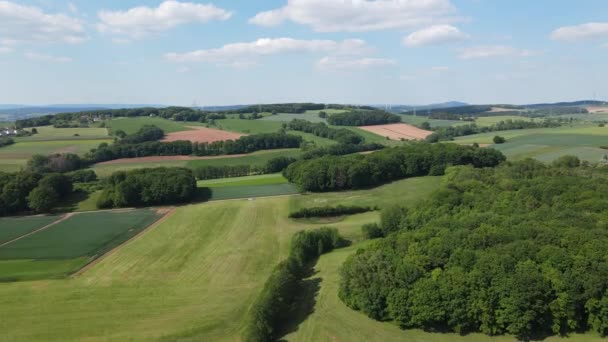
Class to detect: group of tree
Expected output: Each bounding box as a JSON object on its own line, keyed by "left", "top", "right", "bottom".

{"left": 340, "top": 160, "right": 608, "bottom": 340}
{"left": 0, "top": 137, "right": 14, "bottom": 148}
{"left": 301, "top": 142, "right": 384, "bottom": 160}
{"left": 327, "top": 110, "right": 401, "bottom": 126}
{"left": 234, "top": 103, "right": 326, "bottom": 114}
{"left": 286, "top": 119, "right": 363, "bottom": 144}
{"left": 288, "top": 205, "right": 375, "bottom": 219}
{"left": 284, "top": 143, "right": 506, "bottom": 192}
{"left": 244, "top": 227, "right": 346, "bottom": 342}
{"left": 26, "top": 153, "right": 84, "bottom": 173}
{"left": 84, "top": 133, "right": 302, "bottom": 164}
{"left": 0, "top": 171, "right": 74, "bottom": 215}
{"left": 96, "top": 167, "right": 197, "bottom": 209}
{"left": 193, "top": 156, "right": 297, "bottom": 180}
{"left": 426, "top": 119, "right": 561, "bottom": 142}
{"left": 117, "top": 125, "right": 164, "bottom": 144}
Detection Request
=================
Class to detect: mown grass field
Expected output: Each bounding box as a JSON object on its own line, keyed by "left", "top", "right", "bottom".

{"left": 455, "top": 125, "right": 608, "bottom": 162}
{"left": 198, "top": 173, "right": 298, "bottom": 201}
{"left": 16, "top": 126, "right": 109, "bottom": 141}
{"left": 0, "top": 209, "right": 162, "bottom": 281}
{"left": 104, "top": 117, "right": 193, "bottom": 134}
{"left": 197, "top": 173, "right": 288, "bottom": 187}
{"left": 214, "top": 119, "right": 283, "bottom": 134}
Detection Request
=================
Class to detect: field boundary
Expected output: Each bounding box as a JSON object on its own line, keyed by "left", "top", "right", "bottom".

{"left": 0, "top": 213, "right": 72, "bottom": 248}
{"left": 71, "top": 207, "right": 176, "bottom": 277}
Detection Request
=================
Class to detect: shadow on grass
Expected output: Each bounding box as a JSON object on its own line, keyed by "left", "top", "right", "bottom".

{"left": 276, "top": 271, "right": 323, "bottom": 341}
{"left": 54, "top": 190, "right": 89, "bottom": 213}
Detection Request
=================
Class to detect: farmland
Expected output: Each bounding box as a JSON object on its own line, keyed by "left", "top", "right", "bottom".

{"left": 0, "top": 215, "right": 61, "bottom": 243}
{"left": 162, "top": 126, "right": 243, "bottom": 143}
{"left": 359, "top": 123, "right": 433, "bottom": 140}
{"left": 0, "top": 177, "right": 438, "bottom": 341}
{"left": 198, "top": 173, "right": 299, "bottom": 201}
{"left": 454, "top": 125, "right": 608, "bottom": 162}
{"left": 104, "top": 117, "right": 193, "bottom": 134}
{"left": 0, "top": 209, "right": 163, "bottom": 281}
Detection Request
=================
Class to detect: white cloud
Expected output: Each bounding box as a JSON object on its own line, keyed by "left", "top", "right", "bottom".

{"left": 458, "top": 45, "right": 536, "bottom": 59}
{"left": 250, "top": 0, "right": 460, "bottom": 32}
{"left": 98, "top": 0, "right": 232, "bottom": 40}
{"left": 0, "top": 1, "right": 85, "bottom": 45}
{"left": 67, "top": 2, "right": 78, "bottom": 15}
{"left": 25, "top": 52, "right": 72, "bottom": 63}
{"left": 165, "top": 38, "right": 369, "bottom": 65}
{"left": 403, "top": 25, "right": 468, "bottom": 47}
{"left": 430, "top": 66, "right": 449, "bottom": 72}
{"left": 551, "top": 22, "right": 608, "bottom": 41}
{"left": 0, "top": 46, "right": 12, "bottom": 54}
{"left": 317, "top": 56, "right": 396, "bottom": 71}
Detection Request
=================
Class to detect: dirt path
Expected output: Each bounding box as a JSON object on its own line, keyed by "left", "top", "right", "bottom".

{"left": 0, "top": 213, "right": 74, "bottom": 248}
{"left": 71, "top": 207, "right": 176, "bottom": 277}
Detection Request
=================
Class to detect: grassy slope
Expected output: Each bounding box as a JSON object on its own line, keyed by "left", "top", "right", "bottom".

{"left": 104, "top": 117, "right": 194, "bottom": 134}
{"left": 454, "top": 125, "right": 608, "bottom": 162}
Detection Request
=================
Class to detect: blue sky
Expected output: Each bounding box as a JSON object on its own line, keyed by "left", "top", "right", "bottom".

{"left": 0, "top": 0, "right": 607, "bottom": 106}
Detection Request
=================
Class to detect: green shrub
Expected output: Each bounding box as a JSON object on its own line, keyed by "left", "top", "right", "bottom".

{"left": 362, "top": 223, "right": 383, "bottom": 239}
{"left": 289, "top": 205, "right": 374, "bottom": 219}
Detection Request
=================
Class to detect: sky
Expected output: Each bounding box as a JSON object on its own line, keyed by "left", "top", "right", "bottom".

{"left": 0, "top": 0, "right": 607, "bottom": 106}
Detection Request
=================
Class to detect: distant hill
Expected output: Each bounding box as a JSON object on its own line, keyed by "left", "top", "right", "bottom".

{"left": 384, "top": 102, "right": 469, "bottom": 113}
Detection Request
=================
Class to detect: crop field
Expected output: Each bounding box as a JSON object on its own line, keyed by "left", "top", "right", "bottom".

{"left": 455, "top": 125, "right": 608, "bottom": 162}
{"left": 0, "top": 209, "right": 163, "bottom": 281}
{"left": 359, "top": 123, "right": 433, "bottom": 140}
{"left": 0, "top": 215, "right": 61, "bottom": 244}
{"left": 214, "top": 119, "right": 283, "bottom": 134}
{"left": 474, "top": 115, "right": 534, "bottom": 126}
{"left": 16, "top": 126, "right": 109, "bottom": 141}
{"left": 162, "top": 126, "right": 244, "bottom": 143}
{"left": 104, "top": 117, "right": 193, "bottom": 134}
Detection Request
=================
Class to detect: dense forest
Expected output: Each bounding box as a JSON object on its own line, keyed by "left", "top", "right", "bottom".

{"left": 426, "top": 119, "right": 562, "bottom": 142}
{"left": 340, "top": 160, "right": 608, "bottom": 340}
{"left": 286, "top": 119, "right": 363, "bottom": 144}
{"left": 284, "top": 143, "right": 505, "bottom": 192}
{"left": 97, "top": 167, "right": 197, "bottom": 208}
{"left": 327, "top": 110, "right": 401, "bottom": 126}
{"left": 0, "top": 171, "right": 74, "bottom": 215}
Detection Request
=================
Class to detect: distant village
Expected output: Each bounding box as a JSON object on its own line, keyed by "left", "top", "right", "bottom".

{"left": 0, "top": 127, "right": 18, "bottom": 137}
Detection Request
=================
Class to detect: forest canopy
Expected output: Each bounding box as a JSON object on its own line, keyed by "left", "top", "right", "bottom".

{"left": 339, "top": 161, "right": 608, "bottom": 340}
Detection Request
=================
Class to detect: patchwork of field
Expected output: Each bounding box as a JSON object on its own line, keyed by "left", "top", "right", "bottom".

{"left": 359, "top": 123, "right": 433, "bottom": 140}
{"left": 399, "top": 114, "right": 464, "bottom": 128}
{"left": 0, "top": 209, "right": 163, "bottom": 281}
{"left": 162, "top": 126, "right": 244, "bottom": 143}
{"left": 455, "top": 125, "right": 608, "bottom": 162}
{"left": 91, "top": 149, "right": 302, "bottom": 178}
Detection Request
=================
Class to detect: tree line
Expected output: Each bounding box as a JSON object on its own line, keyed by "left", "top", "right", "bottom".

{"left": 284, "top": 143, "right": 506, "bottom": 192}
{"left": 426, "top": 119, "right": 562, "bottom": 142}
{"left": 340, "top": 160, "right": 608, "bottom": 340}
{"left": 288, "top": 205, "right": 375, "bottom": 219}
{"left": 301, "top": 143, "right": 384, "bottom": 160}
{"left": 193, "top": 156, "right": 297, "bottom": 180}
{"left": 244, "top": 227, "right": 346, "bottom": 342}
{"left": 286, "top": 119, "right": 363, "bottom": 144}
{"left": 97, "top": 167, "right": 197, "bottom": 209}
{"left": 0, "top": 171, "right": 74, "bottom": 216}
{"left": 0, "top": 137, "right": 14, "bottom": 148}
{"left": 327, "top": 110, "right": 402, "bottom": 126}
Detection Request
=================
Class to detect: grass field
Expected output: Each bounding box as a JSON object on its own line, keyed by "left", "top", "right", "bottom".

{"left": 104, "top": 117, "right": 194, "bottom": 134}
{"left": 197, "top": 173, "right": 288, "bottom": 187}
{"left": 0, "top": 209, "right": 163, "bottom": 281}
{"left": 0, "top": 215, "right": 61, "bottom": 244}
{"left": 260, "top": 111, "right": 329, "bottom": 123}
{"left": 16, "top": 126, "right": 109, "bottom": 141}
{"left": 214, "top": 119, "right": 283, "bottom": 134}
{"left": 399, "top": 114, "right": 464, "bottom": 128}
{"left": 474, "top": 115, "right": 534, "bottom": 126}
{"left": 454, "top": 125, "right": 608, "bottom": 162}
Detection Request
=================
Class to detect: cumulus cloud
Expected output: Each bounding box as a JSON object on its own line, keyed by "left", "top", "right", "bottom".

{"left": 250, "top": 0, "right": 460, "bottom": 32}
{"left": 25, "top": 52, "right": 72, "bottom": 63}
{"left": 458, "top": 45, "right": 536, "bottom": 59}
{"left": 97, "top": 0, "right": 232, "bottom": 40}
{"left": 403, "top": 25, "right": 468, "bottom": 47}
{"left": 551, "top": 22, "right": 608, "bottom": 41}
{"left": 317, "top": 56, "right": 396, "bottom": 71}
{"left": 0, "top": 1, "right": 85, "bottom": 45}
{"left": 164, "top": 38, "right": 369, "bottom": 64}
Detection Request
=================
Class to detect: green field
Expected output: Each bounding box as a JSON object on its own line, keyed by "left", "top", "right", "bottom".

{"left": 214, "top": 119, "right": 283, "bottom": 134}
{"left": 104, "top": 117, "right": 193, "bottom": 134}
{"left": 0, "top": 215, "right": 61, "bottom": 243}
{"left": 90, "top": 149, "right": 302, "bottom": 178}
{"left": 0, "top": 209, "right": 163, "bottom": 281}
{"left": 197, "top": 173, "right": 288, "bottom": 187}
{"left": 260, "top": 111, "right": 329, "bottom": 123}
{"left": 16, "top": 126, "right": 109, "bottom": 141}
{"left": 474, "top": 115, "right": 534, "bottom": 126}
{"left": 455, "top": 125, "right": 608, "bottom": 162}
{"left": 399, "top": 114, "right": 464, "bottom": 128}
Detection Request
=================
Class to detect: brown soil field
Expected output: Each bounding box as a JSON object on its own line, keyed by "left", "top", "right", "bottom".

{"left": 360, "top": 123, "right": 433, "bottom": 140}
{"left": 96, "top": 153, "right": 252, "bottom": 165}
{"left": 162, "top": 126, "right": 244, "bottom": 143}
{"left": 586, "top": 106, "right": 608, "bottom": 113}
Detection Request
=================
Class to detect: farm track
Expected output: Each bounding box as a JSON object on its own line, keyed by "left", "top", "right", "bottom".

{"left": 72, "top": 208, "right": 176, "bottom": 277}
{"left": 0, "top": 213, "right": 73, "bottom": 248}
